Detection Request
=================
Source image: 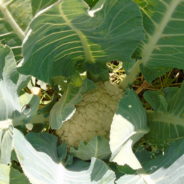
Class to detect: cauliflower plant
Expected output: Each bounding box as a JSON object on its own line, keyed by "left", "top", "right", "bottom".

{"left": 56, "top": 82, "right": 123, "bottom": 147}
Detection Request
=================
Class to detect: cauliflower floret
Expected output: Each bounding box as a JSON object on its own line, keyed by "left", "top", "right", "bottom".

{"left": 56, "top": 82, "right": 123, "bottom": 147}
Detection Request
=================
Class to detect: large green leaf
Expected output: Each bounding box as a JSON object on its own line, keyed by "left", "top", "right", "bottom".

{"left": 13, "top": 128, "right": 116, "bottom": 184}
{"left": 31, "top": 0, "right": 58, "bottom": 15}
{"left": 116, "top": 139, "right": 184, "bottom": 184}
{"left": 0, "top": 0, "right": 32, "bottom": 60}
{"left": 140, "top": 0, "right": 184, "bottom": 82}
{"left": 71, "top": 136, "right": 111, "bottom": 161}
{"left": 18, "top": 0, "right": 144, "bottom": 82}
{"left": 0, "top": 45, "right": 20, "bottom": 120}
{"left": 110, "top": 90, "right": 149, "bottom": 169}
{"left": 144, "top": 83, "right": 184, "bottom": 144}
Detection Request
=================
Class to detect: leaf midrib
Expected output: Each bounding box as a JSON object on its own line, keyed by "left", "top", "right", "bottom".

{"left": 59, "top": 4, "right": 95, "bottom": 63}
{"left": 0, "top": 3, "right": 25, "bottom": 40}
{"left": 141, "top": 0, "right": 182, "bottom": 66}
{"left": 147, "top": 111, "right": 184, "bottom": 127}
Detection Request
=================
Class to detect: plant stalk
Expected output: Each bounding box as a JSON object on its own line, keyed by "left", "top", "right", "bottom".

{"left": 119, "top": 60, "right": 143, "bottom": 90}
{"left": 0, "top": 2, "right": 25, "bottom": 40}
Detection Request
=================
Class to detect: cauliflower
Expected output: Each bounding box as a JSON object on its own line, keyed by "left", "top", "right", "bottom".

{"left": 56, "top": 82, "right": 123, "bottom": 147}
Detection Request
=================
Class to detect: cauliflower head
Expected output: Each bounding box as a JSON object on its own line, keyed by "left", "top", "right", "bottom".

{"left": 56, "top": 82, "right": 123, "bottom": 147}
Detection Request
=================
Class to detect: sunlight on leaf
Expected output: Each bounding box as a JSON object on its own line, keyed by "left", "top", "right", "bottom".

{"left": 13, "top": 128, "right": 116, "bottom": 184}
{"left": 110, "top": 90, "right": 149, "bottom": 169}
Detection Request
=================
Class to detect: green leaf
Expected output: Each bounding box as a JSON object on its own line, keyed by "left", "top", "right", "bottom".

{"left": 14, "top": 94, "right": 40, "bottom": 127}
{"left": 67, "top": 159, "right": 89, "bottom": 171}
{"left": 0, "top": 45, "right": 20, "bottom": 120}
{"left": 16, "top": 75, "right": 30, "bottom": 95}
{"left": 10, "top": 168, "right": 30, "bottom": 184}
{"left": 71, "top": 136, "right": 111, "bottom": 161}
{"left": 0, "top": 163, "right": 30, "bottom": 184}
{"left": 50, "top": 85, "right": 82, "bottom": 129}
{"left": 0, "top": 125, "right": 13, "bottom": 165}
{"left": 8, "top": 0, "right": 32, "bottom": 30}
{"left": 0, "top": 45, "right": 31, "bottom": 124}
{"left": 26, "top": 132, "right": 59, "bottom": 162}
{"left": 19, "top": 132, "right": 71, "bottom": 166}
{"left": 19, "top": 0, "right": 144, "bottom": 82}
{"left": 86, "top": 62, "right": 109, "bottom": 82}
{"left": 0, "top": 0, "right": 32, "bottom": 60}
{"left": 116, "top": 139, "right": 184, "bottom": 184}
{"left": 110, "top": 90, "right": 149, "bottom": 169}
{"left": 31, "top": 0, "right": 58, "bottom": 15}
{"left": 0, "top": 123, "right": 13, "bottom": 184}
{"left": 50, "top": 79, "right": 95, "bottom": 129}
{"left": 0, "top": 166, "right": 30, "bottom": 184}
{"left": 13, "top": 128, "right": 116, "bottom": 184}
{"left": 57, "top": 144, "right": 67, "bottom": 162}
{"left": 0, "top": 164, "right": 10, "bottom": 184}
{"left": 140, "top": 0, "right": 184, "bottom": 82}
{"left": 144, "top": 83, "right": 184, "bottom": 144}
{"left": 21, "top": 95, "right": 40, "bottom": 121}
{"left": 84, "top": 0, "right": 99, "bottom": 8}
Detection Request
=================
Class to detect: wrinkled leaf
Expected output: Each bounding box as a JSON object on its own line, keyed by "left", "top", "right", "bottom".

{"left": 19, "top": 0, "right": 144, "bottom": 82}
{"left": 71, "top": 136, "right": 111, "bottom": 161}
{"left": 110, "top": 90, "right": 149, "bottom": 169}
{"left": 13, "top": 128, "right": 116, "bottom": 184}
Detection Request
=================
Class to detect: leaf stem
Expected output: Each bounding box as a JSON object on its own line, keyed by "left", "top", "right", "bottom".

{"left": 0, "top": 3, "right": 25, "bottom": 40}
{"left": 119, "top": 60, "right": 143, "bottom": 90}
